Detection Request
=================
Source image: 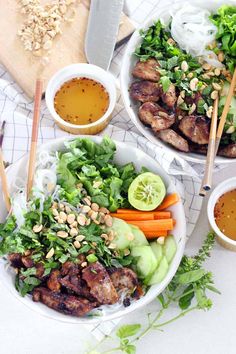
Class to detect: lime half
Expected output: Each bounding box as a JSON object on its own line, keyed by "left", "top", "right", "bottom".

{"left": 128, "top": 172, "right": 166, "bottom": 211}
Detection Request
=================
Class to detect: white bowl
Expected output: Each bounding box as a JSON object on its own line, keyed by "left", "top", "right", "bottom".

{"left": 208, "top": 177, "right": 236, "bottom": 251}
{"left": 120, "top": 0, "right": 236, "bottom": 165}
{"left": 0, "top": 136, "right": 186, "bottom": 324}
{"left": 46, "top": 63, "right": 117, "bottom": 135}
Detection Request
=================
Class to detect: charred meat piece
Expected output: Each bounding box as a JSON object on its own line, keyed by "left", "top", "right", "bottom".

{"left": 60, "top": 274, "right": 95, "bottom": 301}
{"left": 139, "top": 102, "right": 175, "bottom": 132}
{"left": 132, "top": 58, "right": 160, "bottom": 82}
{"left": 132, "top": 284, "right": 144, "bottom": 300}
{"left": 8, "top": 253, "right": 23, "bottom": 268}
{"left": 161, "top": 84, "right": 177, "bottom": 108}
{"left": 179, "top": 115, "right": 210, "bottom": 145}
{"left": 130, "top": 81, "right": 160, "bottom": 103}
{"left": 21, "top": 255, "right": 34, "bottom": 268}
{"left": 35, "top": 262, "right": 45, "bottom": 280}
{"left": 82, "top": 262, "right": 119, "bottom": 305}
{"left": 32, "top": 287, "right": 97, "bottom": 317}
{"left": 61, "top": 261, "right": 79, "bottom": 276}
{"left": 219, "top": 143, "right": 236, "bottom": 158}
{"left": 109, "top": 267, "right": 139, "bottom": 296}
{"left": 158, "top": 129, "right": 189, "bottom": 152}
{"left": 189, "top": 143, "right": 207, "bottom": 155}
{"left": 185, "top": 92, "right": 203, "bottom": 106}
{"left": 47, "top": 269, "right": 61, "bottom": 292}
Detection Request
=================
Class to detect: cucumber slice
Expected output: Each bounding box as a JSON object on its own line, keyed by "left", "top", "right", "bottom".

{"left": 128, "top": 172, "right": 166, "bottom": 211}
{"left": 131, "top": 245, "right": 157, "bottom": 279}
{"left": 163, "top": 235, "right": 177, "bottom": 264}
{"left": 150, "top": 241, "right": 163, "bottom": 267}
{"left": 107, "top": 218, "right": 133, "bottom": 250}
{"left": 129, "top": 225, "right": 148, "bottom": 247}
{"left": 147, "top": 256, "right": 169, "bottom": 286}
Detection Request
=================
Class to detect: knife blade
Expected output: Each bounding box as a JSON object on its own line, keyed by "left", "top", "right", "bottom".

{"left": 85, "top": 0, "right": 124, "bottom": 70}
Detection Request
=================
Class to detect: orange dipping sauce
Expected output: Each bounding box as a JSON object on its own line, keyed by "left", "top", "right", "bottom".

{"left": 214, "top": 189, "right": 236, "bottom": 240}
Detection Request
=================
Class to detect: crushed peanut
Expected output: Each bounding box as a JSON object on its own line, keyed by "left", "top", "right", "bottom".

{"left": 181, "top": 60, "right": 188, "bottom": 72}
{"left": 67, "top": 213, "right": 76, "bottom": 224}
{"left": 59, "top": 211, "right": 67, "bottom": 222}
{"left": 104, "top": 215, "right": 113, "bottom": 227}
{"left": 91, "top": 203, "right": 99, "bottom": 212}
{"left": 189, "top": 78, "right": 199, "bottom": 91}
{"left": 46, "top": 247, "right": 54, "bottom": 259}
{"left": 75, "top": 235, "right": 85, "bottom": 242}
{"left": 33, "top": 224, "right": 43, "bottom": 233}
{"left": 73, "top": 240, "right": 81, "bottom": 249}
{"left": 212, "top": 82, "right": 221, "bottom": 91}
{"left": 70, "top": 228, "right": 78, "bottom": 237}
{"left": 57, "top": 230, "right": 68, "bottom": 238}
{"left": 77, "top": 214, "right": 86, "bottom": 226}
{"left": 17, "top": 0, "right": 78, "bottom": 63}
{"left": 211, "top": 90, "right": 218, "bottom": 100}
{"left": 189, "top": 103, "right": 196, "bottom": 115}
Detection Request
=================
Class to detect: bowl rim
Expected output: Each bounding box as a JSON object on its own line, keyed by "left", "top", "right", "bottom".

{"left": 207, "top": 177, "right": 236, "bottom": 245}
{"left": 45, "top": 63, "right": 117, "bottom": 129}
{"left": 120, "top": 5, "right": 236, "bottom": 165}
{"left": 0, "top": 135, "right": 186, "bottom": 324}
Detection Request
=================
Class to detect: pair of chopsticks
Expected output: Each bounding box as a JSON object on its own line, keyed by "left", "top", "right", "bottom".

{"left": 0, "top": 79, "right": 43, "bottom": 212}
{"left": 200, "top": 67, "right": 236, "bottom": 196}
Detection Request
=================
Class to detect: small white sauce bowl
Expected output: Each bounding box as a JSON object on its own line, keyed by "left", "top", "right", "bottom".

{"left": 45, "top": 63, "right": 117, "bottom": 135}
{"left": 207, "top": 177, "right": 236, "bottom": 251}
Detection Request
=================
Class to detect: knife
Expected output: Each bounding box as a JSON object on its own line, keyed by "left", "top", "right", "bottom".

{"left": 85, "top": 0, "right": 124, "bottom": 70}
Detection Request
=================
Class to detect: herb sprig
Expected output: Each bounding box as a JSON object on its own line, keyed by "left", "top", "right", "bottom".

{"left": 87, "top": 232, "right": 218, "bottom": 354}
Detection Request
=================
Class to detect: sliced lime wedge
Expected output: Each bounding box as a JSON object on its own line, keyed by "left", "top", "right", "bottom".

{"left": 128, "top": 172, "right": 166, "bottom": 211}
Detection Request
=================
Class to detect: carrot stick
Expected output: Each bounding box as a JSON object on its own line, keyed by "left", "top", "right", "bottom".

{"left": 143, "top": 230, "right": 168, "bottom": 239}
{"left": 157, "top": 193, "right": 180, "bottom": 210}
{"left": 126, "top": 219, "right": 174, "bottom": 231}
{"left": 115, "top": 210, "right": 171, "bottom": 219}
{"left": 154, "top": 211, "right": 171, "bottom": 219}
{"left": 110, "top": 213, "right": 154, "bottom": 221}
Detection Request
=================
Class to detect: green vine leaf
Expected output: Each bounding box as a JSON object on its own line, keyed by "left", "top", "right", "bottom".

{"left": 116, "top": 324, "right": 141, "bottom": 339}
{"left": 124, "top": 344, "right": 136, "bottom": 354}
{"left": 176, "top": 269, "right": 206, "bottom": 284}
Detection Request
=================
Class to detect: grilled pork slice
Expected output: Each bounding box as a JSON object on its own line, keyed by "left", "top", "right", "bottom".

{"left": 219, "top": 143, "right": 236, "bottom": 158}
{"left": 132, "top": 58, "right": 160, "bottom": 82}
{"left": 8, "top": 253, "right": 24, "bottom": 268}
{"left": 139, "top": 102, "right": 175, "bottom": 132}
{"left": 130, "top": 81, "right": 160, "bottom": 103}
{"left": 35, "top": 262, "right": 45, "bottom": 280}
{"left": 179, "top": 115, "right": 210, "bottom": 145}
{"left": 32, "top": 287, "right": 97, "bottom": 317}
{"left": 158, "top": 129, "right": 189, "bottom": 152}
{"left": 189, "top": 143, "right": 207, "bottom": 155}
{"left": 109, "top": 267, "right": 139, "bottom": 297}
{"left": 82, "top": 262, "right": 119, "bottom": 305}
{"left": 47, "top": 270, "right": 61, "bottom": 292}
{"left": 60, "top": 274, "right": 95, "bottom": 301}
{"left": 61, "top": 261, "right": 80, "bottom": 276}
{"left": 161, "top": 84, "right": 177, "bottom": 108}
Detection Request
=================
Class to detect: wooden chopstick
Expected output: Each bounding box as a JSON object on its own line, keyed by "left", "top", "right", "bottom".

{"left": 0, "top": 121, "right": 11, "bottom": 211}
{"left": 26, "top": 79, "right": 43, "bottom": 200}
{"left": 215, "top": 67, "right": 236, "bottom": 155}
{"left": 199, "top": 96, "right": 219, "bottom": 196}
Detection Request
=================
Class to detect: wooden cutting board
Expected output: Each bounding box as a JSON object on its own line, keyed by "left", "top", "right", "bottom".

{"left": 0, "top": 0, "right": 134, "bottom": 98}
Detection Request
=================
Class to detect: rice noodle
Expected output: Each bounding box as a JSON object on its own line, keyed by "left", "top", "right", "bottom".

{"left": 170, "top": 4, "right": 224, "bottom": 67}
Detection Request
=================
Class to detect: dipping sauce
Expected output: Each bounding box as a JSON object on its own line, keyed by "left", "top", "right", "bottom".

{"left": 54, "top": 77, "right": 109, "bottom": 125}
{"left": 214, "top": 189, "right": 236, "bottom": 240}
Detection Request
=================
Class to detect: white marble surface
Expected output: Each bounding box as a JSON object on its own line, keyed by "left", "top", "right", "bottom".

{"left": 1, "top": 163, "right": 236, "bottom": 354}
